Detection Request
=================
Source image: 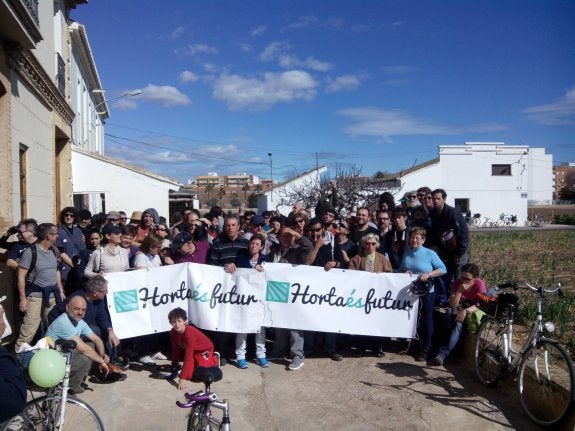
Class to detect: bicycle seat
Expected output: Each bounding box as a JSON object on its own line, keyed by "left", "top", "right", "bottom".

{"left": 191, "top": 366, "right": 223, "bottom": 384}
{"left": 55, "top": 339, "right": 77, "bottom": 352}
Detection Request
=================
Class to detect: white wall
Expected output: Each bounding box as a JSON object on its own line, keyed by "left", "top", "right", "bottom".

{"left": 72, "top": 150, "right": 181, "bottom": 220}
{"left": 257, "top": 167, "right": 327, "bottom": 216}
{"left": 396, "top": 142, "right": 553, "bottom": 225}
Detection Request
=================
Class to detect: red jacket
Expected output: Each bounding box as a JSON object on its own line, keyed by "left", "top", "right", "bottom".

{"left": 170, "top": 325, "right": 218, "bottom": 380}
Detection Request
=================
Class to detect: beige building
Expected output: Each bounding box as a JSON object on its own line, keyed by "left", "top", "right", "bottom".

{"left": 0, "top": 0, "right": 88, "bottom": 228}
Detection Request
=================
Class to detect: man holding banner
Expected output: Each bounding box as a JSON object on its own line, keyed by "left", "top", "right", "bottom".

{"left": 207, "top": 214, "right": 249, "bottom": 365}
{"left": 267, "top": 226, "right": 313, "bottom": 370}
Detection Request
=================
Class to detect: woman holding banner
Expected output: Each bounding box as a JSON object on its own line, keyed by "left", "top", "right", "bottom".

{"left": 399, "top": 227, "right": 446, "bottom": 362}
{"left": 348, "top": 233, "right": 392, "bottom": 357}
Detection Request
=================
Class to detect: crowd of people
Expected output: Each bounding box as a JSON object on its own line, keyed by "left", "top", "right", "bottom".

{"left": 0, "top": 185, "right": 489, "bottom": 397}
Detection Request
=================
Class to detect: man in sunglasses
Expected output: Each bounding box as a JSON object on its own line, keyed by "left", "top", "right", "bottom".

{"left": 305, "top": 218, "right": 346, "bottom": 362}
{"left": 56, "top": 207, "right": 86, "bottom": 294}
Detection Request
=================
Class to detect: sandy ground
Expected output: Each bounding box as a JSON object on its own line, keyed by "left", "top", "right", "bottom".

{"left": 73, "top": 346, "right": 573, "bottom": 431}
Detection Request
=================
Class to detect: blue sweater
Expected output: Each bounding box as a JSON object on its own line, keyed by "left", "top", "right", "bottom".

{"left": 400, "top": 246, "right": 446, "bottom": 293}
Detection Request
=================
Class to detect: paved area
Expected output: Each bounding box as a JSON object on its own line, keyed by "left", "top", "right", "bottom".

{"left": 74, "top": 349, "right": 569, "bottom": 431}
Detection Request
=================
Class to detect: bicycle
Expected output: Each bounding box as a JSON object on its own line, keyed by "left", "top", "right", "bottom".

{"left": 474, "top": 281, "right": 575, "bottom": 427}
{"left": 499, "top": 213, "right": 517, "bottom": 227}
{"left": 466, "top": 212, "right": 481, "bottom": 228}
{"left": 176, "top": 365, "right": 231, "bottom": 431}
{"left": 1, "top": 339, "right": 104, "bottom": 431}
{"left": 528, "top": 214, "right": 545, "bottom": 227}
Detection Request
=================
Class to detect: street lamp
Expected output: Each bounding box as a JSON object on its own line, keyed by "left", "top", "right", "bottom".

{"left": 268, "top": 152, "right": 273, "bottom": 200}
{"left": 93, "top": 89, "right": 142, "bottom": 115}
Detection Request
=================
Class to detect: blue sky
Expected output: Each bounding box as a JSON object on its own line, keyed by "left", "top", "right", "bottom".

{"left": 72, "top": 0, "right": 575, "bottom": 184}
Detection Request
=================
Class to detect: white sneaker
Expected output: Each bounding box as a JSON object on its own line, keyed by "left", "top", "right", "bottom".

{"left": 152, "top": 351, "right": 168, "bottom": 360}
{"left": 139, "top": 355, "right": 156, "bottom": 365}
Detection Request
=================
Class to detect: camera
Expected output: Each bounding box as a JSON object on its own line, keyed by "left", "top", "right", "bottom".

{"left": 410, "top": 279, "right": 433, "bottom": 296}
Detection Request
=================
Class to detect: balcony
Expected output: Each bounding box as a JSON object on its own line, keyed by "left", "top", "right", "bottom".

{"left": 0, "top": 0, "right": 42, "bottom": 48}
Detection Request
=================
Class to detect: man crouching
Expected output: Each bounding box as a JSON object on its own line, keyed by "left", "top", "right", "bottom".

{"left": 46, "top": 295, "right": 109, "bottom": 394}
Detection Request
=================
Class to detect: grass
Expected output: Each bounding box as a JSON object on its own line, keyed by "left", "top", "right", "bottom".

{"left": 469, "top": 230, "right": 575, "bottom": 358}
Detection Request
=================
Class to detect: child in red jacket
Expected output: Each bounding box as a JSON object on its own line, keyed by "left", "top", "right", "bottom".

{"left": 169, "top": 307, "right": 218, "bottom": 390}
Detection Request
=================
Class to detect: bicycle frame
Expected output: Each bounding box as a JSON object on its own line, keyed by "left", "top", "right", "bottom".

{"left": 497, "top": 282, "right": 560, "bottom": 375}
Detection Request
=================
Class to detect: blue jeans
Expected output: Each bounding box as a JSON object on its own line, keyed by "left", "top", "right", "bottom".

{"left": 437, "top": 316, "right": 464, "bottom": 360}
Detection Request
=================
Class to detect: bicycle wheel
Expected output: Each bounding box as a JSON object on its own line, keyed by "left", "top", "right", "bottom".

{"left": 474, "top": 317, "right": 504, "bottom": 387}
{"left": 187, "top": 404, "right": 220, "bottom": 431}
{"left": 1, "top": 395, "right": 104, "bottom": 431}
{"left": 518, "top": 341, "right": 575, "bottom": 427}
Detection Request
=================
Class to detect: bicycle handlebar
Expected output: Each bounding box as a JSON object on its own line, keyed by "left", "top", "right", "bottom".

{"left": 498, "top": 281, "right": 563, "bottom": 296}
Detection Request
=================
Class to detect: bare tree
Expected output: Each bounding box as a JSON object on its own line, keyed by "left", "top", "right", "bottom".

{"left": 274, "top": 164, "right": 394, "bottom": 215}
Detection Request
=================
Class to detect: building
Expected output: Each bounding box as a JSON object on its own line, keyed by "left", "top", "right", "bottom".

{"left": 189, "top": 172, "right": 270, "bottom": 209}
{"left": 553, "top": 163, "right": 575, "bottom": 200}
{"left": 0, "top": 0, "right": 85, "bottom": 225}
{"left": 258, "top": 166, "right": 328, "bottom": 215}
{"left": 373, "top": 142, "right": 553, "bottom": 225}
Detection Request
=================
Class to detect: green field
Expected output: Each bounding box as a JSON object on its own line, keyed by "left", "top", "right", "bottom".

{"left": 469, "top": 230, "right": 575, "bottom": 355}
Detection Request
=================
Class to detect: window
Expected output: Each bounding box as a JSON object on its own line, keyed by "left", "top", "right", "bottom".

{"left": 454, "top": 198, "right": 469, "bottom": 215}
{"left": 19, "top": 144, "right": 28, "bottom": 219}
{"left": 492, "top": 164, "right": 512, "bottom": 176}
{"left": 57, "top": 54, "right": 65, "bottom": 95}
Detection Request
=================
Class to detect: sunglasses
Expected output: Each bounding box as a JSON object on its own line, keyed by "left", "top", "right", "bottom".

{"left": 408, "top": 195, "right": 418, "bottom": 199}
{"left": 378, "top": 217, "right": 390, "bottom": 221}
{"left": 295, "top": 219, "right": 305, "bottom": 223}
{"left": 365, "top": 242, "right": 377, "bottom": 246}
{"left": 64, "top": 213, "right": 75, "bottom": 218}
{"left": 157, "top": 227, "right": 167, "bottom": 232}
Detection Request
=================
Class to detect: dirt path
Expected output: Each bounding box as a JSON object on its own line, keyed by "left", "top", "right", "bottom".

{"left": 78, "top": 351, "right": 555, "bottom": 431}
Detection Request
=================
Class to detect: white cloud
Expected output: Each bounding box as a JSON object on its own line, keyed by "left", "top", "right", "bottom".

{"left": 382, "top": 65, "right": 418, "bottom": 75}
{"left": 112, "top": 98, "right": 138, "bottom": 110}
{"left": 522, "top": 86, "right": 575, "bottom": 125}
{"left": 213, "top": 70, "right": 317, "bottom": 111}
{"left": 278, "top": 54, "right": 332, "bottom": 72}
{"left": 139, "top": 84, "right": 191, "bottom": 107}
{"left": 326, "top": 74, "right": 365, "bottom": 93}
{"left": 338, "top": 107, "right": 507, "bottom": 139}
{"left": 251, "top": 25, "right": 267, "bottom": 37}
{"left": 165, "top": 26, "right": 185, "bottom": 42}
{"left": 281, "top": 15, "right": 343, "bottom": 33}
{"left": 260, "top": 41, "right": 289, "bottom": 61}
{"left": 175, "top": 43, "right": 218, "bottom": 57}
{"left": 179, "top": 70, "right": 199, "bottom": 83}
{"left": 260, "top": 41, "right": 331, "bottom": 72}
{"left": 238, "top": 42, "right": 252, "bottom": 53}
{"left": 282, "top": 15, "right": 318, "bottom": 32}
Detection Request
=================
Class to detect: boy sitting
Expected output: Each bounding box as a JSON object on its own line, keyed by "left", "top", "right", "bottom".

{"left": 169, "top": 307, "right": 219, "bottom": 390}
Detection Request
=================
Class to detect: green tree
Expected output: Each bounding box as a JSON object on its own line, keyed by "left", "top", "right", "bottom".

{"left": 247, "top": 193, "right": 258, "bottom": 208}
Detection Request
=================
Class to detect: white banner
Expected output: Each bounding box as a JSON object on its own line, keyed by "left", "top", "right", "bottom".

{"left": 105, "top": 263, "right": 419, "bottom": 340}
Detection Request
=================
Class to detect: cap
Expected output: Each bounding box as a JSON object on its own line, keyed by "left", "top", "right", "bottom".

{"left": 78, "top": 209, "right": 92, "bottom": 220}
{"left": 172, "top": 231, "right": 193, "bottom": 250}
{"left": 130, "top": 211, "right": 143, "bottom": 222}
{"left": 107, "top": 211, "right": 120, "bottom": 220}
{"left": 251, "top": 215, "right": 265, "bottom": 225}
{"left": 102, "top": 224, "right": 122, "bottom": 235}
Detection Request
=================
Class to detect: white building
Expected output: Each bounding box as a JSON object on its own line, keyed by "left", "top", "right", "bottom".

{"left": 376, "top": 142, "right": 553, "bottom": 224}
{"left": 258, "top": 166, "right": 328, "bottom": 216}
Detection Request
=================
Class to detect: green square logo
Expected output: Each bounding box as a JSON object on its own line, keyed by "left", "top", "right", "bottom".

{"left": 266, "top": 281, "right": 290, "bottom": 303}
{"left": 113, "top": 289, "right": 139, "bottom": 313}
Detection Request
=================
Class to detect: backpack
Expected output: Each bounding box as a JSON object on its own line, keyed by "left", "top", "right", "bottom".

{"left": 26, "top": 243, "right": 61, "bottom": 283}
